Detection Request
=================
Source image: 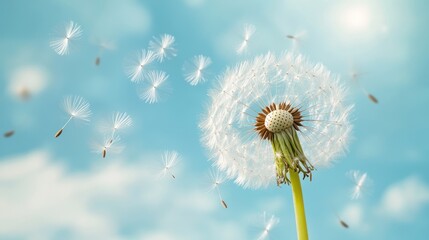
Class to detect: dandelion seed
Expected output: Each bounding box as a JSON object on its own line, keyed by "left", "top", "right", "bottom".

{"left": 161, "top": 151, "right": 180, "bottom": 179}
{"left": 93, "top": 40, "right": 115, "bottom": 66}
{"left": 257, "top": 212, "right": 279, "bottom": 240}
{"left": 348, "top": 170, "right": 370, "bottom": 200}
{"left": 200, "top": 52, "right": 353, "bottom": 239}
{"left": 368, "top": 94, "right": 378, "bottom": 103}
{"left": 108, "top": 112, "right": 132, "bottom": 140}
{"left": 4, "top": 130, "right": 14, "bottom": 138}
{"left": 209, "top": 169, "right": 228, "bottom": 208}
{"left": 125, "top": 49, "right": 156, "bottom": 82}
{"left": 55, "top": 95, "right": 91, "bottom": 138}
{"left": 237, "top": 24, "right": 256, "bottom": 54}
{"left": 92, "top": 135, "right": 124, "bottom": 158}
{"left": 50, "top": 21, "right": 82, "bottom": 55}
{"left": 286, "top": 31, "right": 306, "bottom": 53}
{"left": 140, "top": 70, "right": 169, "bottom": 104}
{"left": 350, "top": 69, "right": 378, "bottom": 104}
{"left": 149, "top": 34, "right": 177, "bottom": 62}
{"left": 339, "top": 219, "right": 349, "bottom": 228}
{"left": 334, "top": 213, "right": 349, "bottom": 228}
{"left": 184, "top": 55, "right": 211, "bottom": 86}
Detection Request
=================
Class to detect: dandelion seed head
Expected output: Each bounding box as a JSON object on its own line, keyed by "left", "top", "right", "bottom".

{"left": 50, "top": 21, "right": 82, "bottom": 55}
{"left": 63, "top": 95, "right": 91, "bottom": 121}
{"left": 200, "top": 52, "right": 352, "bottom": 189}
{"left": 149, "top": 34, "right": 177, "bottom": 62}
{"left": 184, "top": 55, "right": 211, "bottom": 86}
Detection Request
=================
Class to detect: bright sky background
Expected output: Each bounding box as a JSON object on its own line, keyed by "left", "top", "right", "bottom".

{"left": 1, "top": 0, "right": 429, "bottom": 239}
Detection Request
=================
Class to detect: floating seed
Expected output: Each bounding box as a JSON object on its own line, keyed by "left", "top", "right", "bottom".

{"left": 221, "top": 200, "right": 228, "bottom": 208}
{"left": 4, "top": 130, "right": 15, "bottom": 138}
{"left": 368, "top": 94, "right": 378, "bottom": 104}
{"left": 55, "top": 129, "right": 63, "bottom": 138}
{"left": 339, "top": 220, "right": 349, "bottom": 228}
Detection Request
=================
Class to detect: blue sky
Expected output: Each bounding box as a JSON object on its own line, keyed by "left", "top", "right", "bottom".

{"left": 1, "top": 0, "right": 429, "bottom": 239}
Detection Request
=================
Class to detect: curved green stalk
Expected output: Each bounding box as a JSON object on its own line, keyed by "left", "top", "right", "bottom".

{"left": 289, "top": 169, "right": 309, "bottom": 240}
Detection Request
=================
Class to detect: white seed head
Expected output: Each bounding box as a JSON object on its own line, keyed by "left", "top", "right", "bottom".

{"left": 200, "top": 52, "right": 353, "bottom": 189}
{"left": 264, "top": 110, "right": 293, "bottom": 133}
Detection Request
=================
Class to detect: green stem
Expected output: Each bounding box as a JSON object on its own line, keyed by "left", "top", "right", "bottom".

{"left": 289, "top": 169, "right": 309, "bottom": 240}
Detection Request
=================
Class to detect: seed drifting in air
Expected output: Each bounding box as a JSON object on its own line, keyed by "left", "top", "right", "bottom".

{"left": 209, "top": 169, "right": 228, "bottom": 208}
{"left": 160, "top": 151, "right": 180, "bottom": 179}
{"left": 183, "top": 55, "right": 211, "bottom": 86}
{"left": 348, "top": 170, "right": 371, "bottom": 199}
{"left": 149, "top": 34, "right": 177, "bottom": 62}
{"left": 4, "top": 130, "right": 15, "bottom": 138}
{"left": 237, "top": 24, "right": 256, "bottom": 55}
{"left": 55, "top": 96, "right": 91, "bottom": 138}
{"left": 49, "top": 21, "right": 82, "bottom": 56}
{"left": 257, "top": 212, "right": 279, "bottom": 240}
{"left": 350, "top": 69, "right": 379, "bottom": 104}
{"left": 93, "top": 40, "right": 115, "bottom": 66}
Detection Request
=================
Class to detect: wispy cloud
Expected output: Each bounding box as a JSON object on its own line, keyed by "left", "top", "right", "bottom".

{"left": 379, "top": 176, "right": 429, "bottom": 221}
{"left": 0, "top": 150, "right": 248, "bottom": 240}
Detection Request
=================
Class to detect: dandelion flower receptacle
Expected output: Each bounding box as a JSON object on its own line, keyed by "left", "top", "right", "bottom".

{"left": 201, "top": 52, "right": 352, "bottom": 240}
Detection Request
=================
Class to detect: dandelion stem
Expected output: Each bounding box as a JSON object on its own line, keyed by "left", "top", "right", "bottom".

{"left": 289, "top": 169, "right": 309, "bottom": 240}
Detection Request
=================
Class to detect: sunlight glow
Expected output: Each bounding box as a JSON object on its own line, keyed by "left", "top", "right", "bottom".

{"left": 340, "top": 4, "right": 371, "bottom": 32}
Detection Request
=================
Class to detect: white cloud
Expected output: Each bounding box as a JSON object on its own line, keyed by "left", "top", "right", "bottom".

{"left": 0, "top": 150, "right": 248, "bottom": 240}
{"left": 379, "top": 176, "right": 429, "bottom": 221}
{"left": 8, "top": 65, "right": 48, "bottom": 100}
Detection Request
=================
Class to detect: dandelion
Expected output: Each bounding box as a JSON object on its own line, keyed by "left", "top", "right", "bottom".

{"left": 3, "top": 130, "right": 14, "bottom": 138}
{"left": 237, "top": 24, "right": 256, "bottom": 54}
{"left": 92, "top": 135, "right": 124, "bottom": 158}
{"left": 183, "top": 55, "right": 211, "bottom": 86}
{"left": 55, "top": 96, "right": 91, "bottom": 138}
{"left": 209, "top": 169, "right": 228, "bottom": 208}
{"left": 257, "top": 212, "right": 280, "bottom": 240}
{"left": 125, "top": 49, "right": 156, "bottom": 82}
{"left": 160, "top": 151, "right": 180, "bottom": 179}
{"left": 149, "top": 34, "right": 177, "bottom": 62}
{"left": 350, "top": 69, "right": 378, "bottom": 104}
{"left": 348, "top": 170, "right": 370, "bottom": 200}
{"left": 50, "top": 21, "right": 82, "bottom": 55}
{"left": 200, "top": 52, "right": 352, "bottom": 239}
{"left": 140, "top": 70, "right": 170, "bottom": 104}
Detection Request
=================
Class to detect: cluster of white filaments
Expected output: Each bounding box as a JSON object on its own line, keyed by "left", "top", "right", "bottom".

{"left": 200, "top": 52, "right": 352, "bottom": 189}
{"left": 55, "top": 95, "right": 91, "bottom": 138}
{"left": 50, "top": 21, "right": 82, "bottom": 56}
{"left": 125, "top": 34, "right": 177, "bottom": 103}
